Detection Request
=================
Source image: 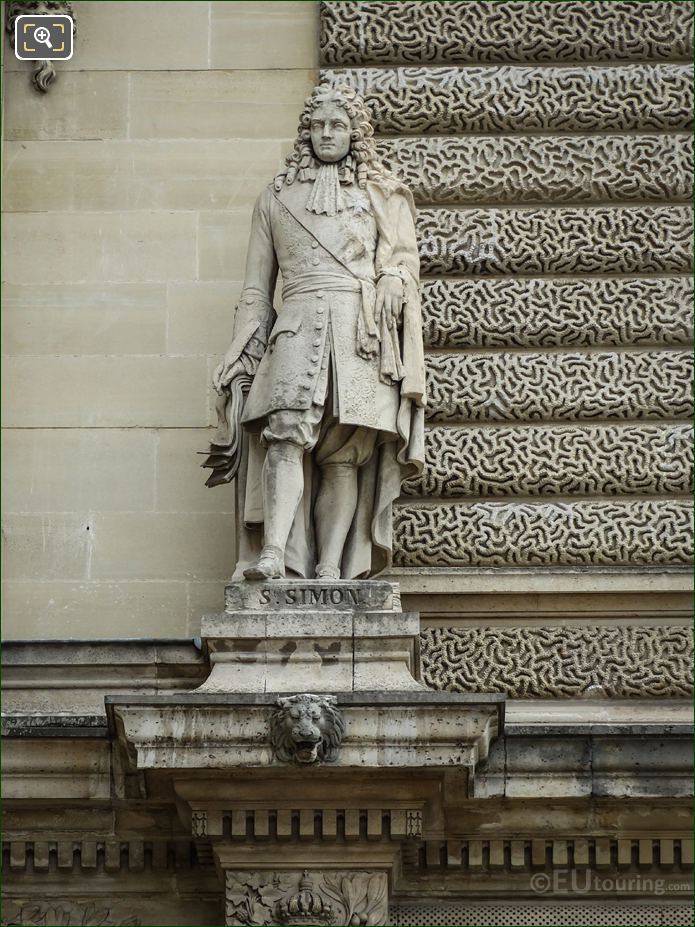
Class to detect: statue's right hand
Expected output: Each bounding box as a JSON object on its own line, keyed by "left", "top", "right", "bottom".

{"left": 213, "top": 355, "right": 246, "bottom": 394}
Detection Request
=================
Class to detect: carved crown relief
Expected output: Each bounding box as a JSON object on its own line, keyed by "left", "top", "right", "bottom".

{"left": 225, "top": 870, "right": 388, "bottom": 927}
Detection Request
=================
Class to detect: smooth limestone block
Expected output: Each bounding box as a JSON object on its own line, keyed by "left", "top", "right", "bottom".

{"left": 419, "top": 277, "right": 694, "bottom": 349}
{"left": 2, "top": 514, "right": 95, "bottom": 581}
{"left": 167, "top": 281, "right": 238, "bottom": 355}
{"left": 424, "top": 350, "right": 693, "bottom": 423}
{"left": 3, "top": 356, "right": 209, "bottom": 428}
{"left": 1, "top": 283, "right": 167, "bottom": 355}
{"left": 1, "top": 580, "right": 190, "bottom": 640}
{"left": 320, "top": 1, "right": 694, "bottom": 65}
{"left": 197, "top": 210, "right": 254, "bottom": 280}
{"left": 322, "top": 65, "right": 694, "bottom": 134}
{"left": 89, "top": 512, "right": 235, "bottom": 581}
{"left": 129, "top": 71, "right": 316, "bottom": 140}
{"left": 2, "top": 429, "right": 157, "bottom": 514}
{"left": 210, "top": 1, "right": 319, "bottom": 70}
{"left": 2, "top": 212, "right": 197, "bottom": 285}
{"left": 155, "top": 428, "right": 235, "bottom": 514}
{"left": 3, "top": 140, "right": 287, "bottom": 213}
{"left": 416, "top": 206, "right": 693, "bottom": 276}
{"left": 393, "top": 499, "right": 694, "bottom": 568}
{"left": 2, "top": 70, "right": 129, "bottom": 141}
{"left": 3, "top": 1, "right": 209, "bottom": 71}
{"left": 403, "top": 423, "right": 694, "bottom": 498}
{"left": 377, "top": 135, "right": 693, "bottom": 205}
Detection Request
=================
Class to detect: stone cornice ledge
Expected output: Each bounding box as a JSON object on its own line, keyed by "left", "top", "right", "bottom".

{"left": 389, "top": 566, "right": 693, "bottom": 595}
{"left": 106, "top": 691, "right": 504, "bottom": 781}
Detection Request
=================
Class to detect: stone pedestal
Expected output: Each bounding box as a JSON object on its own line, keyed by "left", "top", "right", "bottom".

{"left": 107, "top": 580, "right": 505, "bottom": 925}
{"left": 199, "top": 580, "right": 421, "bottom": 693}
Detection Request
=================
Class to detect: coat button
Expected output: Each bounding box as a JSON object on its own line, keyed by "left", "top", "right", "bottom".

{"left": 301, "top": 382, "right": 311, "bottom": 389}
{"left": 317, "top": 307, "right": 324, "bottom": 315}
{"left": 313, "top": 338, "right": 321, "bottom": 347}
{"left": 311, "top": 241, "right": 319, "bottom": 249}
{"left": 311, "top": 257, "right": 320, "bottom": 266}
{"left": 317, "top": 291, "right": 324, "bottom": 298}
{"left": 311, "top": 354, "right": 319, "bottom": 363}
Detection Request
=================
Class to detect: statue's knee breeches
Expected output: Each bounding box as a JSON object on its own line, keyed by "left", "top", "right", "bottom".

{"left": 261, "top": 407, "right": 379, "bottom": 469}
{"left": 315, "top": 421, "right": 378, "bottom": 468}
{"left": 261, "top": 407, "right": 323, "bottom": 451}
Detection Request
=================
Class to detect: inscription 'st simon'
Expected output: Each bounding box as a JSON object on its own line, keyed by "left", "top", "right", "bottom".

{"left": 258, "top": 586, "right": 362, "bottom": 607}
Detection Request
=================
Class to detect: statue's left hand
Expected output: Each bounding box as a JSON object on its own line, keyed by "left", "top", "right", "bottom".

{"left": 376, "top": 274, "right": 404, "bottom": 327}
{"left": 213, "top": 357, "right": 246, "bottom": 394}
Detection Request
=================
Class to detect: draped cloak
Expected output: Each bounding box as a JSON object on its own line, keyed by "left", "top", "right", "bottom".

{"left": 209, "top": 175, "right": 426, "bottom": 579}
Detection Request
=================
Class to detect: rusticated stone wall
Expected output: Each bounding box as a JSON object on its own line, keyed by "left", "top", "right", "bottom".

{"left": 320, "top": 0, "right": 694, "bottom": 573}
{"left": 421, "top": 626, "right": 694, "bottom": 699}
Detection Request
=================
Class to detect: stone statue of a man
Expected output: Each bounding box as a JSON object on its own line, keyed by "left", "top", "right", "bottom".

{"left": 204, "top": 84, "right": 425, "bottom": 581}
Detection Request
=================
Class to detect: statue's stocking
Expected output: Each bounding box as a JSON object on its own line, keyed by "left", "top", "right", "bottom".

{"left": 262, "top": 441, "right": 305, "bottom": 560}
{"left": 315, "top": 463, "right": 358, "bottom": 578}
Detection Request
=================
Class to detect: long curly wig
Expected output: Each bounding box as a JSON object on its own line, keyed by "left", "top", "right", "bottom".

{"left": 273, "top": 83, "right": 393, "bottom": 191}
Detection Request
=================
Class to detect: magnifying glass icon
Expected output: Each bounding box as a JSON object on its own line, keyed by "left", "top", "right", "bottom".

{"left": 33, "top": 26, "right": 53, "bottom": 49}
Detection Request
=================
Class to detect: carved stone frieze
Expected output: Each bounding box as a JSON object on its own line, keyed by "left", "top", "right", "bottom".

{"left": 320, "top": 1, "right": 694, "bottom": 66}
{"left": 393, "top": 500, "right": 694, "bottom": 568}
{"left": 322, "top": 65, "right": 693, "bottom": 134}
{"left": 378, "top": 135, "right": 693, "bottom": 205}
{"left": 5, "top": 1, "right": 76, "bottom": 92}
{"left": 0, "top": 900, "right": 139, "bottom": 926}
{"left": 419, "top": 278, "right": 693, "bottom": 349}
{"left": 404, "top": 424, "right": 694, "bottom": 498}
{"left": 225, "top": 870, "right": 388, "bottom": 927}
{"left": 420, "top": 627, "right": 694, "bottom": 699}
{"left": 425, "top": 351, "right": 693, "bottom": 423}
{"left": 270, "top": 694, "right": 345, "bottom": 766}
{"left": 415, "top": 206, "right": 692, "bottom": 276}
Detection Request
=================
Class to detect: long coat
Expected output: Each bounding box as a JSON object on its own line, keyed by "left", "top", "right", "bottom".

{"left": 222, "top": 174, "right": 426, "bottom": 578}
{"left": 231, "top": 181, "right": 418, "bottom": 433}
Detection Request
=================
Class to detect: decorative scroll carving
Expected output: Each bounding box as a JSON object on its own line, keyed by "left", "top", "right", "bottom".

{"left": 320, "top": 1, "right": 694, "bottom": 66}
{"left": 419, "top": 278, "right": 693, "bottom": 349}
{"left": 415, "top": 206, "right": 692, "bottom": 276}
{"left": 393, "top": 500, "right": 694, "bottom": 567}
{"left": 225, "top": 870, "right": 388, "bottom": 927}
{"left": 270, "top": 694, "right": 345, "bottom": 765}
{"left": 0, "top": 901, "right": 139, "bottom": 926}
{"left": 404, "top": 424, "right": 694, "bottom": 498}
{"left": 420, "top": 627, "right": 694, "bottom": 698}
{"left": 425, "top": 351, "right": 693, "bottom": 423}
{"left": 322, "top": 66, "right": 693, "bottom": 135}
{"left": 378, "top": 135, "right": 693, "bottom": 205}
{"left": 5, "top": 2, "right": 76, "bottom": 93}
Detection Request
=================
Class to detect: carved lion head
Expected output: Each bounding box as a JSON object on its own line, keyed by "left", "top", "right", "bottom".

{"left": 270, "top": 694, "right": 345, "bottom": 765}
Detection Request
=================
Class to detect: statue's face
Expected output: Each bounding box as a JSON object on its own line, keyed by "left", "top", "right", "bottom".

{"left": 309, "top": 101, "right": 351, "bottom": 164}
